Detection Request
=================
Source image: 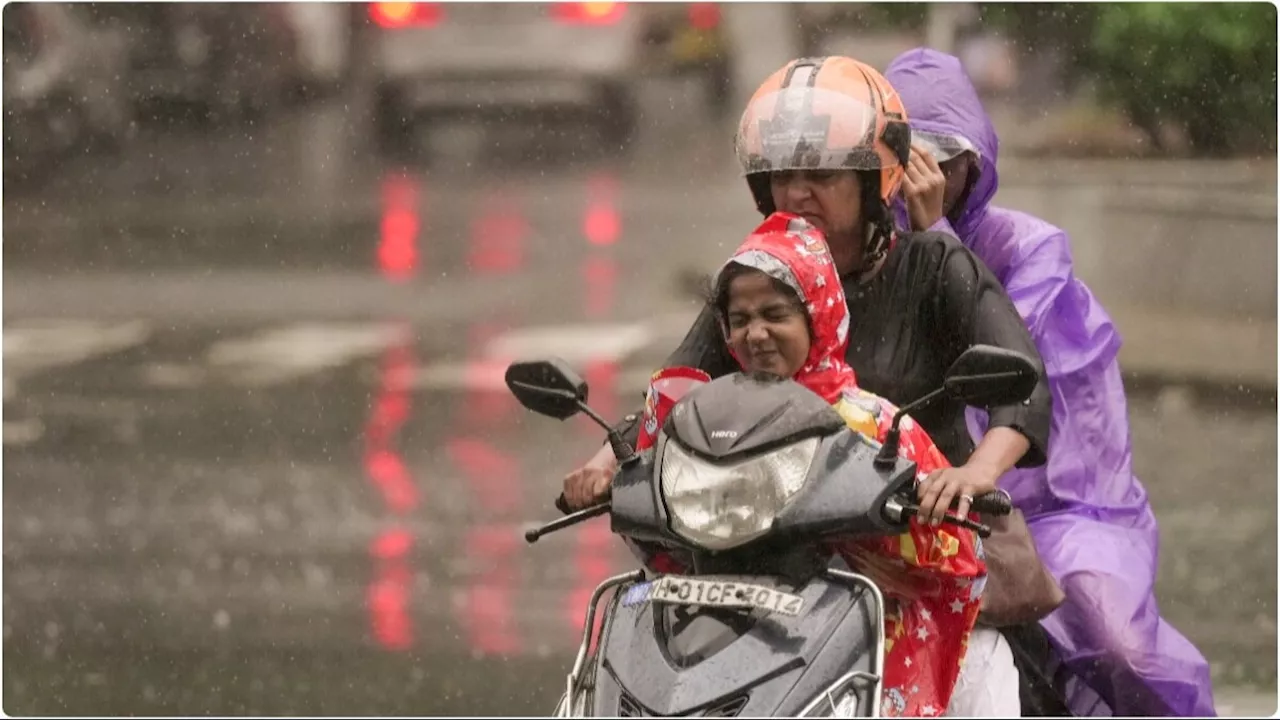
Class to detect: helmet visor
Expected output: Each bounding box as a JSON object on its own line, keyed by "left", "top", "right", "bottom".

{"left": 912, "top": 129, "right": 980, "bottom": 164}
{"left": 736, "top": 86, "right": 902, "bottom": 176}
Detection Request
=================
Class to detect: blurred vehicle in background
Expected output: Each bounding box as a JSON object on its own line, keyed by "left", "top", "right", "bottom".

{"left": 94, "top": 3, "right": 298, "bottom": 125}
{"left": 366, "top": 1, "right": 643, "bottom": 158}
{"left": 639, "top": 2, "right": 733, "bottom": 118}
{"left": 3, "top": 3, "right": 133, "bottom": 185}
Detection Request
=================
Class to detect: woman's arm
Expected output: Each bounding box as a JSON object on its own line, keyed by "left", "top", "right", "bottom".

{"left": 968, "top": 427, "right": 1030, "bottom": 483}
{"left": 910, "top": 240, "right": 1052, "bottom": 522}
{"left": 937, "top": 241, "right": 1052, "bottom": 468}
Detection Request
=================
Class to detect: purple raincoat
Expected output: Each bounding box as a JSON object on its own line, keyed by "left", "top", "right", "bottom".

{"left": 885, "top": 48, "right": 1216, "bottom": 717}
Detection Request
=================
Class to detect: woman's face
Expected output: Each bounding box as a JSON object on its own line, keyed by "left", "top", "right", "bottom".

{"left": 724, "top": 270, "right": 811, "bottom": 378}
{"left": 769, "top": 170, "right": 864, "bottom": 268}
{"left": 940, "top": 153, "right": 977, "bottom": 220}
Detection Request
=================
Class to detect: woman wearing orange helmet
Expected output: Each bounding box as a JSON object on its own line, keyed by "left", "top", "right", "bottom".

{"left": 727, "top": 57, "right": 1052, "bottom": 527}
{"left": 569, "top": 56, "right": 1050, "bottom": 542}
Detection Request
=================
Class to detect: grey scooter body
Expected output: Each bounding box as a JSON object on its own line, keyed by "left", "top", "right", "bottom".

{"left": 554, "top": 374, "right": 913, "bottom": 718}
{"left": 510, "top": 352, "right": 1039, "bottom": 718}
{"left": 580, "top": 569, "right": 888, "bottom": 717}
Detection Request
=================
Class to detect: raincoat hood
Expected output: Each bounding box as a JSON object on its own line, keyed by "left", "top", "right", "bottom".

{"left": 885, "top": 48, "right": 1000, "bottom": 237}
{"left": 713, "top": 212, "right": 856, "bottom": 404}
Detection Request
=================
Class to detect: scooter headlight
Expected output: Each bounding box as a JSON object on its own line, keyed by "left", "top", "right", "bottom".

{"left": 659, "top": 437, "right": 819, "bottom": 551}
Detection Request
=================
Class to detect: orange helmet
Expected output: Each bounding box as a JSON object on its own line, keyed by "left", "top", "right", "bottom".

{"left": 735, "top": 57, "right": 911, "bottom": 237}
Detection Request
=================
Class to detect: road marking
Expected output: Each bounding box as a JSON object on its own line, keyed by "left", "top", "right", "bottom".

{"left": 4, "top": 320, "right": 153, "bottom": 399}
{"left": 204, "top": 323, "right": 405, "bottom": 387}
{"left": 411, "top": 321, "right": 654, "bottom": 391}
{"left": 3, "top": 317, "right": 685, "bottom": 393}
{"left": 2, "top": 418, "right": 46, "bottom": 447}
{"left": 485, "top": 322, "right": 652, "bottom": 365}
{"left": 4, "top": 319, "right": 152, "bottom": 372}
{"left": 139, "top": 362, "right": 208, "bottom": 390}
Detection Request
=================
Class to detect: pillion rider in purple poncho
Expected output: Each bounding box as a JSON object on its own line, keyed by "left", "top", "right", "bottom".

{"left": 885, "top": 48, "right": 1215, "bottom": 717}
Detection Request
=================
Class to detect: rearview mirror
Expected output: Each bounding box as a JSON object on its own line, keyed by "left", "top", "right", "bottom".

{"left": 504, "top": 358, "right": 588, "bottom": 420}
{"left": 943, "top": 345, "right": 1040, "bottom": 408}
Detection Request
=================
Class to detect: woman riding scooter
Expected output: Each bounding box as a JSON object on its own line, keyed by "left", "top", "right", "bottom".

{"left": 565, "top": 55, "right": 1060, "bottom": 714}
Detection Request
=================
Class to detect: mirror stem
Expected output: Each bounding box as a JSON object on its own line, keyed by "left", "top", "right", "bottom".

{"left": 577, "top": 402, "right": 638, "bottom": 463}
{"left": 874, "top": 386, "right": 946, "bottom": 469}
{"left": 874, "top": 431, "right": 902, "bottom": 470}
{"left": 607, "top": 432, "right": 637, "bottom": 464}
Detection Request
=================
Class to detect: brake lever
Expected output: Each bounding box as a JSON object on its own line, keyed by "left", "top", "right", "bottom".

{"left": 525, "top": 501, "right": 610, "bottom": 544}
{"left": 949, "top": 515, "right": 992, "bottom": 539}
{"left": 556, "top": 489, "right": 612, "bottom": 515}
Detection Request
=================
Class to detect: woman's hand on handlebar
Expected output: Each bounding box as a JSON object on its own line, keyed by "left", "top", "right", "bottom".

{"left": 562, "top": 443, "right": 619, "bottom": 511}
{"left": 917, "top": 464, "right": 1000, "bottom": 526}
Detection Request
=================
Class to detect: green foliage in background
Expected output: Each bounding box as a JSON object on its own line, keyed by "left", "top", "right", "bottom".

{"left": 1085, "top": 3, "right": 1276, "bottom": 155}
{"left": 795, "top": 2, "right": 1274, "bottom": 155}
{"left": 981, "top": 2, "right": 1276, "bottom": 155}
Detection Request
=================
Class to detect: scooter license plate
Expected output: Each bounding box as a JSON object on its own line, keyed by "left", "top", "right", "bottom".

{"left": 648, "top": 576, "right": 804, "bottom": 617}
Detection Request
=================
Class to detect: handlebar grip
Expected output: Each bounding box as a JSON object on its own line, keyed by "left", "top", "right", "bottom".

{"left": 969, "top": 489, "right": 1013, "bottom": 517}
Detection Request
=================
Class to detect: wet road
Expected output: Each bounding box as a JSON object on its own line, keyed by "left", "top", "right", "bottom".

{"left": 4, "top": 81, "right": 1276, "bottom": 715}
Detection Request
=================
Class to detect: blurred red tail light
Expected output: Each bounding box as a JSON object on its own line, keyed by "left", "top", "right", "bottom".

{"left": 370, "top": 2, "right": 443, "bottom": 29}
{"left": 688, "top": 3, "right": 720, "bottom": 30}
{"left": 553, "top": 2, "right": 626, "bottom": 25}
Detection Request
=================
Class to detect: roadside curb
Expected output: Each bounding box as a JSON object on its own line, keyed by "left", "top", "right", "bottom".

{"left": 1111, "top": 307, "right": 1276, "bottom": 397}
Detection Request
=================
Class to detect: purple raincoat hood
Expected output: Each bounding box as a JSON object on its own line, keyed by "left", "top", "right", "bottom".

{"left": 885, "top": 48, "right": 999, "bottom": 237}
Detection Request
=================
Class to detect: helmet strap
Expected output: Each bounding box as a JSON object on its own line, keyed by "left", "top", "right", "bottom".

{"left": 849, "top": 174, "right": 892, "bottom": 276}
{"left": 851, "top": 212, "right": 891, "bottom": 278}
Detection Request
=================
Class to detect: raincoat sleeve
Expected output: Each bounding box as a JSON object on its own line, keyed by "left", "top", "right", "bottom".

{"left": 614, "top": 303, "right": 740, "bottom": 445}
{"left": 988, "top": 221, "right": 1122, "bottom": 378}
{"left": 1001, "top": 225, "right": 1069, "bottom": 346}
{"left": 936, "top": 240, "right": 1052, "bottom": 468}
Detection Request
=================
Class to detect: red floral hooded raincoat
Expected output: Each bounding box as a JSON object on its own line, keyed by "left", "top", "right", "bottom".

{"left": 710, "top": 212, "right": 989, "bottom": 717}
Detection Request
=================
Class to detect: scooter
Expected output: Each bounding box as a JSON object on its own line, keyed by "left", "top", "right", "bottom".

{"left": 508, "top": 345, "right": 1038, "bottom": 717}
